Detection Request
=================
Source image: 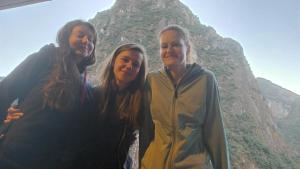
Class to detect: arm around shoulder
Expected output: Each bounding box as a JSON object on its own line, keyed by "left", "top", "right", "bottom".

{"left": 0, "top": 44, "right": 56, "bottom": 123}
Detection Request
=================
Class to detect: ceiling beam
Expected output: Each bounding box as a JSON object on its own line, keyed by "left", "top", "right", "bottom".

{"left": 0, "top": 0, "right": 50, "bottom": 10}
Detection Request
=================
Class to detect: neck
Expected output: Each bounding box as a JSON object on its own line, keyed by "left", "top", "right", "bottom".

{"left": 167, "top": 64, "right": 187, "bottom": 85}
{"left": 116, "top": 81, "right": 128, "bottom": 91}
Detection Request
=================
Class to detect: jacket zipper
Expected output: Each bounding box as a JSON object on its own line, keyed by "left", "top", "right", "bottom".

{"left": 164, "top": 67, "right": 191, "bottom": 169}
{"left": 163, "top": 64, "right": 195, "bottom": 169}
{"left": 169, "top": 87, "right": 178, "bottom": 169}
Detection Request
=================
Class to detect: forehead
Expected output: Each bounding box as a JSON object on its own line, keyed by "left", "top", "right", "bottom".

{"left": 71, "top": 25, "right": 94, "bottom": 36}
{"left": 117, "top": 50, "right": 143, "bottom": 62}
{"left": 160, "top": 30, "right": 182, "bottom": 42}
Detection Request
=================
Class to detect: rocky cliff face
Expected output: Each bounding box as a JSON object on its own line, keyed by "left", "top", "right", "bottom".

{"left": 87, "top": 0, "right": 298, "bottom": 168}
{"left": 257, "top": 78, "right": 299, "bottom": 119}
{"left": 257, "top": 78, "right": 300, "bottom": 164}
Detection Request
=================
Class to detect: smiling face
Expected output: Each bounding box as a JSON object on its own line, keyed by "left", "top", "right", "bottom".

{"left": 113, "top": 50, "right": 143, "bottom": 90}
{"left": 68, "top": 25, "right": 95, "bottom": 62}
{"left": 160, "top": 30, "right": 190, "bottom": 70}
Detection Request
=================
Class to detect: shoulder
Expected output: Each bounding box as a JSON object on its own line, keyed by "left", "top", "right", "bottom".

{"left": 201, "top": 69, "right": 218, "bottom": 89}
{"left": 26, "top": 44, "right": 57, "bottom": 65}
{"left": 202, "top": 69, "right": 216, "bottom": 80}
{"left": 39, "top": 43, "right": 57, "bottom": 53}
{"left": 34, "top": 44, "right": 59, "bottom": 71}
{"left": 199, "top": 69, "right": 219, "bottom": 91}
{"left": 34, "top": 43, "right": 57, "bottom": 58}
{"left": 191, "top": 63, "right": 216, "bottom": 81}
{"left": 147, "top": 71, "right": 160, "bottom": 78}
{"left": 38, "top": 43, "right": 57, "bottom": 60}
{"left": 188, "top": 64, "right": 218, "bottom": 87}
{"left": 146, "top": 69, "right": 165, "bottom": 82}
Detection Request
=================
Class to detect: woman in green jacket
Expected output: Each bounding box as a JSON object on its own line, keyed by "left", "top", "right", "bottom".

{"left": 140, "top": 25, "right": 231, "bottom": 169}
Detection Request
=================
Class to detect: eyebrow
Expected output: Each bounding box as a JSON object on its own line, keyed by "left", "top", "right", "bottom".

{"left": 121, "top": 55, "right": 141, "bottom": 62}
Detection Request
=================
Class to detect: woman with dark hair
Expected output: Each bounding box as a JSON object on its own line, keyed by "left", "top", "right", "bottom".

{"left": 0, "top": 19, "right": 97, "bottom": 169}
{"left": 75, "top": 43, "right": 148, "bottom": 169}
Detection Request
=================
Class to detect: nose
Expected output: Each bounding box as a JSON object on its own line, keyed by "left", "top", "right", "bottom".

{"left": 82, "top": 36, "right": 90, "bottom": 44}
{"left": 125, "top": 62, "right": 133, "bottom": 70}
{"left": 167, "top": 45, "right": 173, "bottom": 53}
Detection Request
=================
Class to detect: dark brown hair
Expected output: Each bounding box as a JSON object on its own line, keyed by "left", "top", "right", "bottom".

{"left": 98, "top": 43, "right": 148, "bottom": 128}
{"left": 43, "top": 20, "right": 97, "bottom": 112}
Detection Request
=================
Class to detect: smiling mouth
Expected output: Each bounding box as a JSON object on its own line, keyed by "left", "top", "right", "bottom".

{"left": 164, "top": 56, "right": 176, "bottom": 59}
{"left": 164, "top": 54, "right": 176, "bottom": 57}
{"left": 121, "top": 71, "right": 130, "bottom": 74}
{"left": 80, "top": 46, "right": 89, "bottom": 51}
{"left": 120, "top": 70, "right": 133, "bottom": 76}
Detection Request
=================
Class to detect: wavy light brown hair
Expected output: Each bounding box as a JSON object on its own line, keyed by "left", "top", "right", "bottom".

{"left": 43, "top": 20, "right": 97, "bottom": 112}
{"left": 98, "top": 43, "right": 148, "bottom": 128}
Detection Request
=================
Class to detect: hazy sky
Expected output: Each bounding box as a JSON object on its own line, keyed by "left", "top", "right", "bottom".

{"left": 0, "top": 0, "right": 299, "bottom": 94}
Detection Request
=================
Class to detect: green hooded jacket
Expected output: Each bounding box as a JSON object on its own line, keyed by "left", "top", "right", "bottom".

{"left": 141, "top": 64, "right": 230, "bottom": 169}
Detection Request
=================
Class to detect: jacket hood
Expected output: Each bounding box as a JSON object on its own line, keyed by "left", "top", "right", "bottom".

{"left": 158, "top": 63, "right": 204, "bottom": 88}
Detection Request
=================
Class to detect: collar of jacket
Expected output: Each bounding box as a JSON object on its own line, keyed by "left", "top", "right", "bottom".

{"left": 158, "top": 63, "right": 204, "bottom": 88}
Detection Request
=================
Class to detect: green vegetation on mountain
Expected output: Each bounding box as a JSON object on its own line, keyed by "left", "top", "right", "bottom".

{"left": 257, "top": 78, "right": 300, "bottom": 167}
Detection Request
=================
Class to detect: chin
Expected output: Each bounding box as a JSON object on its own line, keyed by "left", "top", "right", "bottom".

{"left": 164, "top": 62, "right": 177, "bottom": 67}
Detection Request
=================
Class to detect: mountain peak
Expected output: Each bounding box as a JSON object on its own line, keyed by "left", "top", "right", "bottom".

{"left": 113, "top": 0, "right": 183, "bottom": 11}
{"left": 115, "top": 0, "right": 175, "bottom": 3}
